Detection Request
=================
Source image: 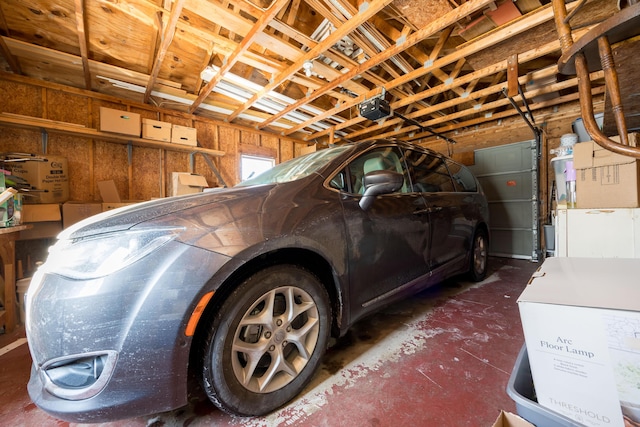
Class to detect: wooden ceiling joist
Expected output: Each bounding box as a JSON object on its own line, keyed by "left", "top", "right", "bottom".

{"left": 260, "top": 0, "right": 497, "bottom": 130}
{"left": 143, "top": 0, "right": 186, "bottom": 103}
{"left": 0, "top": 0, "right": 620, "bottom": 143}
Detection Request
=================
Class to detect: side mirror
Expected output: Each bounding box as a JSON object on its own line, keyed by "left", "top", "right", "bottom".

{"left": 359, "top": 170, "right": 404, "bottom": 210}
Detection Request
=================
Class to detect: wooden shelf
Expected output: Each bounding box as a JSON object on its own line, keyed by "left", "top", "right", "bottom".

{"left": 0, "top": 113, "right": 225, "bottom": 157}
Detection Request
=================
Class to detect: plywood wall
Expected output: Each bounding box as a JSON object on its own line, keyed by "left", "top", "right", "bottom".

{"left": 0, "top": 74, "right": 307, "bottom": 202}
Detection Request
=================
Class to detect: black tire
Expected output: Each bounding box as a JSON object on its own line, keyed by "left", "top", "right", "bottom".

{"left": 469, "top": 228, "right": 488, "bottom": 282}
{"left": 200, "top": 265, "right": 331, "bottom": 416}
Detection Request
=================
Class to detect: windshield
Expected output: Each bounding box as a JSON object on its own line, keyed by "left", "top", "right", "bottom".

{"left": 235, "top": 145, "right": 352, "bottom": 187}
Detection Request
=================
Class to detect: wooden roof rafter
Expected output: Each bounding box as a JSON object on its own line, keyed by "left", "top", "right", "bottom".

{"left": 73, "top": 0, "right": 91, "bottom": 90}
{"left": 263, "top": 0, "right": 496, "bottom": 132}
{"left": 188, "top": 0, "right": 291, "bottom": 113}
{"left": 417, "top": 86, "right": 606, "bottom": 145}
{"left": 370, "top": 69, "right": 605, "bottom": 142}
{"left": 222, "top": 0, "right": 397, "bottom": 122}
{"left": 0, "top": 5, "right": 20, "bottom": 74}
{"left": 288, "top": 1, "right": 581, "bottom": 138}
{"left": 0, "top": 0, "right": 620, "bottom": 143}
{"left": 297, "top": 24, "right": 589, "bottom": 141}
{"left": 143, "top": 0, "right": 186, "bottom": 103}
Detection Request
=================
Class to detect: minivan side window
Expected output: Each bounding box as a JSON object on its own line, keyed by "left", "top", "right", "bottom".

{"left": 404, "top": 149, "right": 454, "bottom": 192}
{"left": 446, "top": 160, "right": 478, "bottom": 192}
{"left": 348, "top": 147, "right": 409, "bottom": 194}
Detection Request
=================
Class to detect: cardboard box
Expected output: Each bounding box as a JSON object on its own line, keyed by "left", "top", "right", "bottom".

{"left": 574, "top": 135, "right": 640, "bottom": 208}
{"left": 101, "top": 202, "right": 140, "bottom": 212}
{"left": 491, "top": 411, "right": 534, "bottom": 427}
{"left": 98, "top": 180, "right": 122, "bottom": 203}
{"left": 169, "top": 172, "right": 209, "bottom": 196}
{"left": 97, "top": 180, "right": 142, "bottom": 212}
{"left": 171, "top": 125, "right": 197, "bottom": 146}
{"left": 518, "top": 257, "right": 640, "bottom": 426}
{"left": 19, "top": 203, "right": 62, "bottom": 239}
{"left": 62, "top": 202, "right": 102, "bottom": 228}
{"left": 9, "top": 154, "right": 69, "bottom": 204}
{"left": 142, "top": 118, "right": 171, "bottom": 142}
{"left": 21, "top": 203, "right": 61, "bottom": 222}
{"left": 100, "top": 107, "right": 141, "bottom": 136}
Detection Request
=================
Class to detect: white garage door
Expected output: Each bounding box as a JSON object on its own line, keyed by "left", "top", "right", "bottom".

{"left": 469, "top": 140, "right": 540, "bottom": 260}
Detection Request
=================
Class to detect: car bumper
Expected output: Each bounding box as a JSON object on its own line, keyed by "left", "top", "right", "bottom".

{"left": 26, "top": 241, "right": 230, "bottom": 423}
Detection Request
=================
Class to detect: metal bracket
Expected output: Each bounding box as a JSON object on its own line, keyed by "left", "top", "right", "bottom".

{"left": 190, "top": 152, "right": 228, "bottom": 188}
{"left": 41, "top": 129, "right": 48, "bottom": 154}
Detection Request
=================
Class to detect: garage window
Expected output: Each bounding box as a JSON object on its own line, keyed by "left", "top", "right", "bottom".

{"left": 241, "top": 155, "right": 275, "bottom": 181}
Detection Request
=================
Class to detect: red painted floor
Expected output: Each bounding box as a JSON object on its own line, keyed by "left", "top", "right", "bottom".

{"left": 0, "top": 257, "right": 539, "bottom": 426}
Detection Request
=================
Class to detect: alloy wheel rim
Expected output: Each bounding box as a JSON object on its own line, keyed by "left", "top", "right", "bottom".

{"left": 474, "top": 235, "right": 487, "bottom": 275}
{"left": 231, "top": 286, "right": 320, "bottom": 393}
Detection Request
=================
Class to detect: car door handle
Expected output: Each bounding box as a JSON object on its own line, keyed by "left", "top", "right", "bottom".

{"left": 413, "top": 206, "right": 442, "bottom": 215}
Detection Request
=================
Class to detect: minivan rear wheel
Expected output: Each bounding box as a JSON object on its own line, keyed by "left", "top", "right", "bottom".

{"left": 469, "top": 228, "right": 488, "bottom": 282}
{"left": 200, "top": 265, "right": 330, "bottom": 416}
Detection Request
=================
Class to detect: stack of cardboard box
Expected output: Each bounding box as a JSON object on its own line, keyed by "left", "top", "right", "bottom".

{"left": 100, "top": 107, "right": 197, "bottom": 146}
{"left": 2, "top": 153, "right": 69, "bottom": 237}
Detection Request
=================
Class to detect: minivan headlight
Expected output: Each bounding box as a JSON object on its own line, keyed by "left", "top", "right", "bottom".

{"left": 44, "top": 228, "right": 182, "bottom": 280}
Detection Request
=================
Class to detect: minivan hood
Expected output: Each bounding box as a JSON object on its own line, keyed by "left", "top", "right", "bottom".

{"left": 60, "top": 186, "right": 270, "bottom": 240}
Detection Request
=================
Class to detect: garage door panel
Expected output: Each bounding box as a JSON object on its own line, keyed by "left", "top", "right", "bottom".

{"left": 472, "top": 143, "right": 536, "bottom": 175}
{"left": 489, "top": 200, "right": 534, "bottom": 229}
{"left": 479, "top": 172, "right": 533, "bottom": 200}
{"left": 488, "top": 229, "right": 535, "bottom": 259}
{"left": 470, "top": 140, "right": 539, "bottom": 260}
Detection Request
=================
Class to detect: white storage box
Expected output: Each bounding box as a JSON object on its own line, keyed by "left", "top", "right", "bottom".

{"left": 171, "top": 125, "right": 197, "bottom": 146}
{"left": 99, "top": 107, "right": 141, "bottom": 136}
{"left": 142, "top": 118, "right": 171, "bottom": 142}
{"left": 518, "top": 257, "right": 640, "bottom": 426}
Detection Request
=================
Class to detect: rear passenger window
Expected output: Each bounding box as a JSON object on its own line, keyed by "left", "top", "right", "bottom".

{"left": 348, "top": 147, "right": 409, "bottom": 194}
{"left": 404, "top": 149, "right": 454, "bottom": 192}
{"left": 446, "top": 160, "right": 478, "bottom": 192}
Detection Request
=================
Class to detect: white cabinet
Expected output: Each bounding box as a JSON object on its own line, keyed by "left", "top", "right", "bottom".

{"left": 555, "top": 207, "right": 640, "bottom": 257}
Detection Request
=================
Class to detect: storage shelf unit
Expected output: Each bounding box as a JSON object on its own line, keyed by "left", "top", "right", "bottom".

{"left": 0, "top": 113, "right": 224, "bottom": 157}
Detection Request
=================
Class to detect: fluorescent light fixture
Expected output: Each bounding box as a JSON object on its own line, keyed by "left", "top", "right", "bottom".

{"left": 97, "top": 70, "right": 345, "bottom": 134}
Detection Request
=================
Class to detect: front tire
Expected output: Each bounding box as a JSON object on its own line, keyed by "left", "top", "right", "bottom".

{"left": 469, "top": 228, "right": 488, "bottom": 282}
{"left": 201, "top": 265, "right": 331, "bottom": 416}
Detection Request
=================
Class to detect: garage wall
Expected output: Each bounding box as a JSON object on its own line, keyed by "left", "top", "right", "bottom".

{"left": 0, "top": 74, "right": 307, "bottom": 202}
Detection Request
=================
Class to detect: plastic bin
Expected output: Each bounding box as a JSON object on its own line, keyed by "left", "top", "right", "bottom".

{"left": 506, "top": 345, "right": 582, "bottom": 427}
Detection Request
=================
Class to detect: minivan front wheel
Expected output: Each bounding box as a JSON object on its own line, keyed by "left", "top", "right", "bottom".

{"left": 201, "top": 265, "right": 331, "bottom": 416}
{"left": 469, "top": 228, "right": 488, "bottom": 282}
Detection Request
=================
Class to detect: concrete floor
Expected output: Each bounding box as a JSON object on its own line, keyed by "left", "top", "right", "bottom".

{"left": 0, "top": 257, "right": 540, "bottom": 426}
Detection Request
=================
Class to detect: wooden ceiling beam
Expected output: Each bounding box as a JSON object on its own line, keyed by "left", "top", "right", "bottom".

{"left": 0, "top": 4, "right": 21, "bottom": 74}
{"left": 73, "top": 0, "right": 91, "bottom": 90}
{"left": 263, "top": 0, "right": 496, "bottom": 131}
{"left": 143, "top": 0, "right": 186, "bottom": 103}
{"left": 291, "top": 2, "right": 582, "bottom": 138}
{"left": 473, "top": 70, "right": 505, "bottom": 111}
{"left": 368, "top": 71, "right": 604, "bottom": 141}
{"left": 223, "top": 0, "right": 396, "bottom": 122}
{"left": 410, "top": 87, "right": 605, "bottom": 145}
{"left": 149, "top": 12, "right": 163, "bottom": 75}
{"left": 188, "top": 0, "right": 290, "bottom": 114}
{"left": 0, "top": 36, "right": 21, "bottom": 75}
{"left": 299, "top": 29, "right": 581, "bottom": 141}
